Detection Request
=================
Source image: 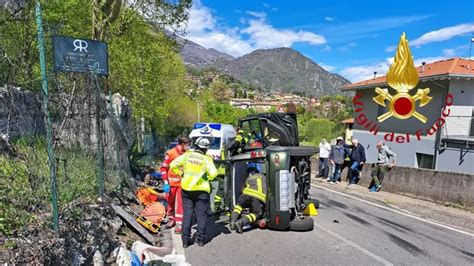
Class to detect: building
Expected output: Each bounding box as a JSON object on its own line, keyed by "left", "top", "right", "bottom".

{"left": 341, "top": 118, "right": 354, "bottom": 144}
{"left": 342, "top": 58, "right": 474, "bottom": 174}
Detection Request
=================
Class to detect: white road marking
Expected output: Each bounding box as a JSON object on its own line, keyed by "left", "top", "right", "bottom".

{"left": 171, "top": 229, "right": 186, "bottom": 257}
{"left": 313, "top": 184, "right": 474, "bottom": 238}
{"left": 314, "top": 223, "right": 394, "bottom": 266}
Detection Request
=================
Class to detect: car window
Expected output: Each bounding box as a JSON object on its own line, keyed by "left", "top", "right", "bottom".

{"left": 192, "top": 137, "right": 221, "bottom": 150}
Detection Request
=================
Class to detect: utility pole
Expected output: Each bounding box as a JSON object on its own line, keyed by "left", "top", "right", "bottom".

{"left": 93, "top": 75, "right": 105, "bottom": 198}
{"left": 197, "top": 101, "right": 201, "bottom": 122}
{"left": 35, "top": 1, "right": 59, "bottom": 233}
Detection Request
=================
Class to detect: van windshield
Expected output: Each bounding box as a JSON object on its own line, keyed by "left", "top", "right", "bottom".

{"left": 192, "top": 137, "right": 221, "bottom": 150}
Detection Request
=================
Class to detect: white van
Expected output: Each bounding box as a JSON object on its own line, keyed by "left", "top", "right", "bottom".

{"left": 189, "top": 123, "right": 236, "bottom": 160}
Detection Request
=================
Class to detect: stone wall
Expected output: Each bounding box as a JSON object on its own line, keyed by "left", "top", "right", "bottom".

{"left": 0, "top": 87, "right": 133, "bottom": 175}
{"left": 311, "top": 156, "right": 474, "bottom": 210}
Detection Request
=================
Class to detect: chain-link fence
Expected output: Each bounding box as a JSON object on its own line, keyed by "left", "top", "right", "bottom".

{"left": 0, "top": 71, "right": 134, "bottom": 235}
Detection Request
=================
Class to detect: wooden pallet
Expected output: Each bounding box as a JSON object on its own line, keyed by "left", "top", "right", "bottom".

{"left": 111, "top": 204, "right": 159, "bottom": 246}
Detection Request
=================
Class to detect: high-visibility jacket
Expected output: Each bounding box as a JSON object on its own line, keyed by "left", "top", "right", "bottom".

{"left": 216, "top": 148, "right": 226, "bottom": 176}
{"left": 242, "top": 173, "right": 267, "bottom": 203}
{"left": 235, "top": 132, "right": 248, "bottom": 144}
{"left": 170, "top": 150, "right": 218, "bottom": 193}
{"left": 160, "top": 146, "right": 184, "bottom": 187}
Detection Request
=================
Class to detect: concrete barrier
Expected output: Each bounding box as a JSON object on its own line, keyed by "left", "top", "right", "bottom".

{"left": 311, "top": 157, "right": 474, "bottom": 210}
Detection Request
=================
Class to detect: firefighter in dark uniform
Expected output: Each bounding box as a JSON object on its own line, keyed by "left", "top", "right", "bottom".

{"left": 229, "top": 162, "right": 267, "bottom": 234}
{"left": 228, "top": 129, "right": 248, "bottom": 155}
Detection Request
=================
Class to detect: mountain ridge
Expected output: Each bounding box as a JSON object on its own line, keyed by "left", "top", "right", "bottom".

{"left": 176, "top": 35, "right": 350, "bottom": 96}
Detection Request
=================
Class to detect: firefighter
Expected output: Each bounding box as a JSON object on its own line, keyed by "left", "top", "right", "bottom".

{"left": 229, "top": 162, "right": 267, "bottom": 234}
{"left": 228, "top": 128, "right": 248, "bottom": 155}
{"left": 160, "top": 136, "right": 191, "bottom": 234}
{"left": 170, "top": 137, "right": 218, "bottom": 248}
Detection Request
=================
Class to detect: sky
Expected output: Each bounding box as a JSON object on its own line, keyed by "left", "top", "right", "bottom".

{"left": 183, "top": 0, "right": 474, "bottom": 82}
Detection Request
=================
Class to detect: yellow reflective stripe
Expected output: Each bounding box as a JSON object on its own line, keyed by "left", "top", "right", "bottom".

{"left": 233, "top": 205, "right": 242, "bottom": 214}
{"left": 245, "top": 214, "right": 253, "bottom": 222}
{"left": 246, "top": 213, "right": 257, "bottom": 222}
{"left": 242, "top": 188, "right": 266, "bottom": 202}
{"left": 251, "top": 213, "right": 257, "bottom": 221}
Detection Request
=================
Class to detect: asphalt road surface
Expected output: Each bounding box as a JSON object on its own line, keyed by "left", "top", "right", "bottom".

{"left": 183, "top": 186, "right": 474, "bottom": 265}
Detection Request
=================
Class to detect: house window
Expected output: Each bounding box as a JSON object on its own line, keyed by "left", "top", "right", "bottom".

{"left": 416, "top": 153, "right": 434, "bottom": 169}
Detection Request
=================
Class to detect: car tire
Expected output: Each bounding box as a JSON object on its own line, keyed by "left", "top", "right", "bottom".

{"left": 290, "top": 216, "right": 314, "bottom": 231}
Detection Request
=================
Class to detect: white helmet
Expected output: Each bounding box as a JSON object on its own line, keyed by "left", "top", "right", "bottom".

{"left": 195, "top": 137, "right": 210, "bottom": 149}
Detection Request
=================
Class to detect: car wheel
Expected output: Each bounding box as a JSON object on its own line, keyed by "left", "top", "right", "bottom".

{"left": 290, "top": 216, "right": 314, "bottom": 231}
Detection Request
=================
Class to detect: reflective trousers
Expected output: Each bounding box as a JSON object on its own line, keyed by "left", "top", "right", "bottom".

{"left": 167, "top": 186, "right": 183, "bottom": 224}
{"left": 231, "top": 194, "right": 264, "bottom": 226}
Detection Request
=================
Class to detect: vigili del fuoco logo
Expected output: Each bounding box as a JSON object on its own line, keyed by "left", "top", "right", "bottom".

{"left": 352, "top": 33, "right": 454, "bottom": 144}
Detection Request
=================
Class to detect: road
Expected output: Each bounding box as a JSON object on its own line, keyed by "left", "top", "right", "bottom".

{"left": 182, "top": 186, "right": 474, "bottom": 265}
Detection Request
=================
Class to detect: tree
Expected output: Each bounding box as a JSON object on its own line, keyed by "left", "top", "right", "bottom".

{"left": 210, "top": 78, "right": 227, "bottom": 102}
{"left": 303, "top": 118, "right": 335, "bottom": 145}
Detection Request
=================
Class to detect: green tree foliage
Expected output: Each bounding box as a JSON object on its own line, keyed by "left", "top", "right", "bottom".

{"left": 298, "top": 94, "right": 352, "bottom": 144}
{"left": 303, "top": 118, "right": 336, "bottom": 145}
{"left": 191, "top": 90, "right": 250, "bottom": 125}
{"left": 209, "top": 77, "right": 228, "bottom": 101}
{"left": 0, "top": 0, "right": 193, "bottom": 138}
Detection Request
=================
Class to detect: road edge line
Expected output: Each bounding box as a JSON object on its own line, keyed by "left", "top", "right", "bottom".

{"left": 312, "top": 184, "right": 474, "bottom": 238}
{"left": 171, "top": 229, "right": 185, "bottom": 257}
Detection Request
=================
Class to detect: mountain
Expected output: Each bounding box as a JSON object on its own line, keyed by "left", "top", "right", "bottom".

{"left": 175, "top": 35, "right": 350, "bottom": 96}
{"left": 174, "top": 34, "right": 234, "bottom": 68}
{"left": 211, "top": 48, "right": 349, "bottom": 95}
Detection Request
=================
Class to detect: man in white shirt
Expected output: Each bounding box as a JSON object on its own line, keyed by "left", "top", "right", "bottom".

{"left": 318, "top": 138, "right": 331, "bottom": 179}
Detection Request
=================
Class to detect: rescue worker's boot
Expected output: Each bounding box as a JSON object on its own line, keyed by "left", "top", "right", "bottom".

{"left": 229, "top": 221, "right": 236, "bottom": 230}
{"left": 230, "top": 205, "right": 242, "bottom": 230}
{"left": 229, "top": 213, "right": 239, "bottom": 230}
{"left": 196, "top": 239, "right": 205, "bottom": 247}
{"left": 235, "top": 213, "right": 257, "bottom": 234}
{"left": 175, "top": 223, "right": 183, "bottom": 234}
{"left": 234, "top": 219, "right": 244, "bottom": 234}
{"left": 165, "top": 219, "right": 175, "bottom": 229}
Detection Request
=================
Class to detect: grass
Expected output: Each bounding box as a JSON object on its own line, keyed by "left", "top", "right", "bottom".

{"left": 0, "top": 137, "right": 100, "bottom": 236}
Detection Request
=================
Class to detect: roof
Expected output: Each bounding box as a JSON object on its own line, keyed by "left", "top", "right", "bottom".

{"left": 343, "top": 58, "right": 474, "bottom": 91}
{"left": 341, "top": 118, "right": 354, "bottom": 124}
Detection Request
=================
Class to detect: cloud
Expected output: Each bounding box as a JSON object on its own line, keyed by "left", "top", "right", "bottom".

{"left": 441, "top": 45, "right": 469, "bottom": 57}
{"left": 340, "top": 56, "right": 449, "bottom": 82}
{"left": 185, "top": 0, "right": 326, "bottom": 57}
{"left": 185, "top": 1, "right": 215, "bottom": 33}
{"left": 325, "top": 16, "right": 334, "bottom": 22}
{"left": 316, "top": 15, "right": 432, "bottom": 43}
{"left": 340, "top": 59, "right": 392, "bottom": 82}
{"left": 385, "top": 45, "right": 396, "bottom": 52}
{"left": 339, "top": 42, "right": 357, "bottom": 52}
{"left": 242, "top": 16, "right": 326, "bottom": 48}
{"left": 319, "top": 63, "right": 336, "bottom": 72}
{"left": 262, "top": 3, "right": 278, "bottom": 11}
{"left": 322, "top": 45, "right": 331, "bottom": 52}
{"left": 411, "top": 23, "right": 474, "bottom": 46}
{"left": 246, "top": 11, "right": 266, "bottom": 18}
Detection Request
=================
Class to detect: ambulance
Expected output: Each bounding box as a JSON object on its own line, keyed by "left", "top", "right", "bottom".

{"left": 189, "top": 123, "right": 236, "bottom": 160}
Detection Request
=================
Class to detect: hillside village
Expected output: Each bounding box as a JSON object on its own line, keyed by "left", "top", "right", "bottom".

{"left": 185, "top": 69, "right": 348, "bottom": 113}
